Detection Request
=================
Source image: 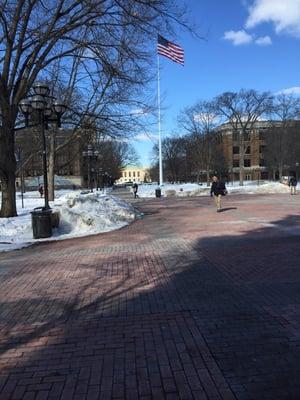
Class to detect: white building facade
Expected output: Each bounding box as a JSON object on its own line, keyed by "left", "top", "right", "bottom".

{"left": 116, "top": 167, "right": 151, "bottom": 184}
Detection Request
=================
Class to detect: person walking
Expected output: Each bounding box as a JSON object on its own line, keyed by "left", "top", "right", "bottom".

{"left": 289, "top": 175, "right": 297, "bottom": 195}
{"left": 38, "top": 184, "right": 44, "bottom": 198}
{"left": 210, "top": 175, "right": 227, "bottom": 212}
{"left": 132, "top": 182, "right": 139, "bottom": 199}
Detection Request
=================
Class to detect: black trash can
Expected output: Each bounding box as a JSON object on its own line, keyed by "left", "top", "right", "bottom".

{"left": 155, "top": 188, "right": 161, "bottom": 198}
{"left": 31, "top": 208, "right": 53, "bottom": 239}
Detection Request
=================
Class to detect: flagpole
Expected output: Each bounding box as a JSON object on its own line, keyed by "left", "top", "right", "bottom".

{"left": 157, "top": 53, "right": 163, "bottom": 187}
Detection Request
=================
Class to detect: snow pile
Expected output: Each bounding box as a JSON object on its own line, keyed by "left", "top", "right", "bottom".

{"left": 0, "top": 191, "right": 140, "bottom": 252}
{"left": 55, "top": 192, "right": 139, "bottom": 236}
{"left": 228, "top": 182, "right": 290, "bottom": 194}
{"left": 137, "top": 181, "right": 291, "bottom": 198}
{"left": 137, "top": 183, "right": 207, "bottom": 198}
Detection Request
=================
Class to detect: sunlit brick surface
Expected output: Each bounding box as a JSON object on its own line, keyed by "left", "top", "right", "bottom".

{"left": 0, "top": 191, "right": 299, "bottom": 399}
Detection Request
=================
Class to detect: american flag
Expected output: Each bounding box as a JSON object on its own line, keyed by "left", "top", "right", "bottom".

{"left": 157, "top": 35, "right": 184, "bottom": 66}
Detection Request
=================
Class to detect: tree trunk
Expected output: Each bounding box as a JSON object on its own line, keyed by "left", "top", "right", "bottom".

{"left": 239, "top": 131, "right": 244, "bottom": 186}
{"left": 239, "top": 167, "right": 244, "bottom": 186}
{"left": 206, "top": 168, "right": 210, "bottom": 186}
{"left": 0, "top": 171, "right": 17, "bottom": 217}
{"left": 48, "top": 132, "right": 55, "bottom": 202}
{"left": 0, "top": 116, "right": 17, "bottom": 217}
{"left": 279, "top": 165, "right": 283, "bottom": 182}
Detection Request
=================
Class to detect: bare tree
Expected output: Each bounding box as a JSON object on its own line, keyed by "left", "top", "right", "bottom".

{"left": 214, "top": 89, "right": 272, "bottom": 185}
{"left": 151, "top": 136, "right": 190, "bottom": 183}
{"left": 97, "top": 140, "right": 139, "bottom": 182}
{"left": 265, "top": 93, "right": 300, "bottom": 180}
{"left": 0, "top": 0, "right": 191, "bottom": 217}
{"left": 178, "top": 100, "right": 220, "bottom": 185}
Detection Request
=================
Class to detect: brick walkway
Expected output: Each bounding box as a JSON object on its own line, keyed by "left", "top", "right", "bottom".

{"left": 0, "top": 191, "right": 300, "bottom": 399}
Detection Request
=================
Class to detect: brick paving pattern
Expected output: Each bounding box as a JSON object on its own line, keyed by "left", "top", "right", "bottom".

{"left": 0, "top": 189, "right": 300, "bottom": 399}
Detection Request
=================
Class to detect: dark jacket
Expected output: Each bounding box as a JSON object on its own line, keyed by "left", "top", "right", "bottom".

{"left": 289, "top": 177, "right": 297, "bottom": 186}
{"left": 210, "top": 181, "right": 226, "bottom": 196}
{"left": 132, "top": 183, "right": 138, "bottom": 192}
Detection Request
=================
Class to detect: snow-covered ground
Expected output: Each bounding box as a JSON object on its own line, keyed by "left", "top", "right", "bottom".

{"left": 0, "top": 181, "right": 295, "bottom": 252}
{"left": 0, "top": 189, "right": 140, "bottom": 252}
{"left": 135, "top": 181, "right": 292, "bottom": 198}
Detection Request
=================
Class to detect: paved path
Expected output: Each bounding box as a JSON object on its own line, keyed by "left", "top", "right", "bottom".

{"left": 0, "top": 192, "right": 300, "bottom": 400}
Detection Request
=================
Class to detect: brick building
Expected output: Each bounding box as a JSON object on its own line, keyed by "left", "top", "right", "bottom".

{"left": 16, "top": 128, "right": 82, "bottom": 181}
{"left": 218, "top": 120, "right": 283, "bottom": 181}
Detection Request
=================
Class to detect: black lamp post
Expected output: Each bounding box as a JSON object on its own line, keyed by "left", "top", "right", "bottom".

{"left": 82, "top": 145, "right": 99, "bottom": 192}
{"left": 103, "top": 172, "right": 109, "bottom": 189}
{"left": 19, "top": 81, "right": 66, "bottom": 210}
{"left": 295, "top": 162, "right": 299, "bottom": 180}
{"left": 98, "top": 168, "right": 104, "bottom": 191}
{"left": 15, "top": 147, "right": 25, "bottom": 208}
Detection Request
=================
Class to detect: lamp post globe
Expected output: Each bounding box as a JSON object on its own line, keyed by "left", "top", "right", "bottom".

{"left": 53, "top": 100, "right": 67, "bottom": 115}
{"left": 30, "top": 95, "right": 47, "bottom": 110}
{"left": 33, "top": 81, "right": 50, "bottom": 97}
{"left": 19, "top": 99, "right": 32, "bottom": 114}
{"left": 44, "top": 102, "right": 53, "bottom": 118}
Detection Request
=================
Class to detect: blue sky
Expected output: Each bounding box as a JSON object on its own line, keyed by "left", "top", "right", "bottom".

{"left": 133, "top": 0, "right": 300, "bottom": 166}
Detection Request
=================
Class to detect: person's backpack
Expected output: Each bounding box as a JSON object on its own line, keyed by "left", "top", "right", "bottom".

{"left": 220, "top": 182, "right": 227, "bottom": 196}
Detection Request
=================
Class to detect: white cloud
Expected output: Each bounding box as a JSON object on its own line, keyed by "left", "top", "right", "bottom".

{"left": 223, "top": 30, "right": 253, "bottom": 45}
{"left": 130, "top": 108, "right": 150, "bottom": 115}
{"left": 193, "top": 113, "right": 221, "bottom": 123}
{"left": 246, "top": 0, "right": 300, "bottom": 37}
{"left": 223, "top": 30, "right": 272, "bottom": 46}
{"left": 276, "top": 86, "right": 300, "bottom": 95}
{"left": 134, "top": 133, "right": 158, "bottom": 142}
{"left": 255, "top": 35, "right": 272, "bottom": 45}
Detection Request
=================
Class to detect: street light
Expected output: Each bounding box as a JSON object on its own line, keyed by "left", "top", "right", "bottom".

{"left": 15, "top": 147, "right": 25, "bottom": 209}
{"left": 19, "top": 83, "right": 66, "bottom": 210}
{"left": 32, "top": 81, "right": 50, "bottom": 97}
{"left": 82, "top": 144, "right": 99, "bottom": 192}
{"left": 18, "top": 82, "right": 66, "bottom": 239}
{"left": 295, "top": 162, "right": 299, "bottom": 180}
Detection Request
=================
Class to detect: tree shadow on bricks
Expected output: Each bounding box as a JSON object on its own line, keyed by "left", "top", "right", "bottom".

{"left": 0, "top": 214, "right": 300, "bottom": 399}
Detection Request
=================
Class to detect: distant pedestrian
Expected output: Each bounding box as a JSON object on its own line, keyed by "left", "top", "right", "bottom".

{"left": 132, "top": 183, "right": 139, "bottom": 198}
{"left": 210, "top": 176, "right": 227, "bottom": 212}
{"left": 289, "top": 176, "right": 297, "bottom": 195}
{"left": 38, "top": 184, "right": 44, "bottom": 198}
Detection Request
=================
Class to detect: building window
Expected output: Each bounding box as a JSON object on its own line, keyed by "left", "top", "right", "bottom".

{"left": 124, "top": 171, "right": 127, "bottom": 177}
{"left": 137, "top": 171, "right": 140, "bottom": 177}
{"left": 233, "top": 159, "right": 239, "bottom": 168}
{"left": 245, "top": 174, "right": 251, "bottom": 180}
{"left": 259, "top": 129, "right": 267, "bottom": 140}
{"left": 232, "top": 130, "right": 239, "bottom": 141}
{"left": 245, "top": 145, "right": 251, "bottom": 155}
{"left": 243, "top": 130, "right": 251, "bottom": 141}
{"left": 133, "top": 171, "right": 136, "bottom": 177}
{"left": 259, "top": 145, "right": 266, "bottom": 153}
{"left": 244, "top": 159, "right": 251, "bottom": 167}
{"left": 128, "top": 171, "right": 131, "bottom": 177}
{"left": 259, "top": 159, "right": 265, "bottom": 167}
{"left": 233, "top": 146, "right": 239, "bottom": 154}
